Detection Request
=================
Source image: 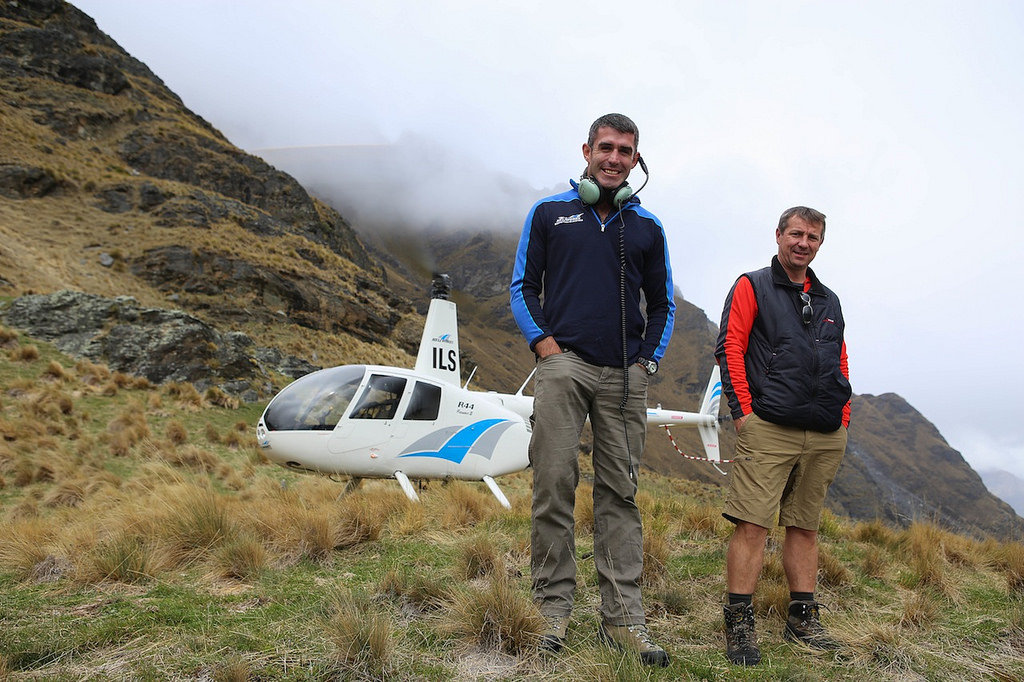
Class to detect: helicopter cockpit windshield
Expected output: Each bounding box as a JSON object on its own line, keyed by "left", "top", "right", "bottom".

{"left": 262, "top": 365, "right": 365, "bottom": 431}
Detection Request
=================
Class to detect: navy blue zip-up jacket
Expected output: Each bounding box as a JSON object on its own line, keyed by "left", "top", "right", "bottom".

{"left": 509, "top": 180, "right": 675, "bottom": 368}
{"left": 715, "top": 256, "right": 851, "bottom": 432}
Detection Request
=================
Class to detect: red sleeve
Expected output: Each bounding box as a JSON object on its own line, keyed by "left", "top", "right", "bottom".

{"left": 722, "top": 276, "right": 758, "bottom": 417}
{"left": 840, "top": 340, "right": 851, "bottom": 428}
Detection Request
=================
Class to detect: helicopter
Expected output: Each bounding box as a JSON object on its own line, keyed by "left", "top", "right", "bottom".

{"left": 256, "top": 275, "right": 722, "bottom": 508}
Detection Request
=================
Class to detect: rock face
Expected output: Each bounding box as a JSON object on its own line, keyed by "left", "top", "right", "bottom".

{"left": 0, "top": 0, "right": 381, "bottom": 283}
{"left": 0, "top": 164, "right": 62, "bottom": 198}
{"left": 4, "top": 290, "right": 316, "bottom": 399}
{"left": 129, "top": 246, "right": 403, "bottom": 341}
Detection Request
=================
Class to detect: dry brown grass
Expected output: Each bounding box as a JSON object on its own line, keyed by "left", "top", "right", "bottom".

{"left": 205, "top": 386, "right": 239, "bottom": 409}
{"left": 861, "top": 545, "right": 889, "bottom": 580}
{"left": 165, "top": 419, "right": 188, "bottom": 445}
{"left": 899, "top": 589, "right": 941, "bottom": 629}
{"left": 852, "top": 518, "right": 901, "bottom": 549}
{"left": 900, "top": 522, "right": 956, "bottom": 598}
{"left": 457, "top": 532, "right": 507, "bottom": 580}
{"left": 676, "top": 501, "right": 730, "bottom": 538}
{"left": 8, "top": 344, "right": 39, "bottom": 362}
{"left": 105, "top": 401, "right": 151, "bottom": 456}
{"left": 164, "top": 381, "right": 203, "bottom": 407}
{"left": 819, "top": 543, "right": 854, "bottom": 588}
{"left": 995, "top": 541, "right": 1024, "bottom": 595}
{"left": 641, "top": 520, "right": 672, "bottom": 587}
{"left": 75, "top": 358, "right": 112, "bottom": 386}
{"left": 378, "top": 565, "right": 450, "bottom": 613}
{"left": 0, "top": 325, "right": 19, "bottom": 346}
{"left": 0, "top": 337, "right": 1021, "bottom": 679}
{"left": 573, "top": 481, "right": 595, "bottom": 534}
{"left": 433, "top": 480, "right": 502, "bottom": 528}
{"left": 40, "top": 359, "right": 71, "bottom": 382}
{"left": 0, "top": 516, "right": 57, "bottom": 578}
{"left": 324, "top": 587, "right": 396, "bottom": 678}
{"left": 445, "top": 572, "right": 544, "bottom": 656}
{"left": 211, "top": 533, "right": 268, "bottom": 581}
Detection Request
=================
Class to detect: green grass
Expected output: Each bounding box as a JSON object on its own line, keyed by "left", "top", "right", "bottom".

{"left": 1, "top": 331, "right": 1023, "bottom": 681}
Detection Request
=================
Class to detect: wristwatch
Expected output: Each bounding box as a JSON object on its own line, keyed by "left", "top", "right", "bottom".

{"left": 636, "top": 357, "right": 658, "bottom": 375}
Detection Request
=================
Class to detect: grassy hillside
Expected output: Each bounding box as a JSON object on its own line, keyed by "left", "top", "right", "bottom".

{"left": 2, "top": 326, "right": 1022, "bottom": 680}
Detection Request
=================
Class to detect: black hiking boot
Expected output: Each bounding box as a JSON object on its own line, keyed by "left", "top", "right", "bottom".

{"left": 723, "top": 602, "right": 761, "bottom": 666}
{"left": 784, "top": 600, "right": 840, "bottom": 650}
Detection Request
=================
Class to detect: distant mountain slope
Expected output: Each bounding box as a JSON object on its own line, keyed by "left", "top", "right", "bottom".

{"left": 979, "top": 468, "right": 1024, "bottom": 517}
{"left": 1, "top": 0, "right": 1019, "bottom": 538}
{"left": 0, "top": 0, "right": 413, "bottom": 376}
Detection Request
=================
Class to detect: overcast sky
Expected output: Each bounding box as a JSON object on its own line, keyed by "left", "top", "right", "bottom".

{"left": 73, "top": 0, "right": 1024, "bottom": 480}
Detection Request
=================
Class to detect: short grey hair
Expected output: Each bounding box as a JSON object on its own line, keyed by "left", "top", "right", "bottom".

{"left": 778, "top": 206, "right": 826, "bottom": 236}
{"left": 587, "top": 113, "right": 639, "bottom": 150}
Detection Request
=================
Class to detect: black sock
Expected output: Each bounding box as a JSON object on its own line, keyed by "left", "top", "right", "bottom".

{"left": 790, "top": 591, "right": 814, "bottom": 604}
{"left": 728, "top": 593, "right": 753, "bottom": 606}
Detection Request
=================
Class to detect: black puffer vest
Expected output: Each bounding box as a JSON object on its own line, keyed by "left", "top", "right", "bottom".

{"left": 743, "top": 257, "right": 851, "bottom": 432}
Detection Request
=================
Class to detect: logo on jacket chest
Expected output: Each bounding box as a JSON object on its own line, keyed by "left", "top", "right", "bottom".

{"left": 554, "top": 213, "right": 584, "bottom": 226}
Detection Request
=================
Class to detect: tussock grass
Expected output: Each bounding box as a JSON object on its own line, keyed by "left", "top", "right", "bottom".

{"left": 379, "top": 565, "right": 449, "bottom": 612}
{"left": 211, "top": 533, "right": 268, "bottom": 581}
{"left": 677, "top": 501, "right": 729, "bottom": 538}
{"left": 8, "top": 344, "right": 39, "bottom": 362}
{"left": 86, "top": 532, "right": 159, "bottom": 584}
{"left": 165, "top": 419, "right": 188, "bottom": 445}
{"left": 457, "top": 532, "right": 507, "bottom": 580}
{"left": 818, "top": 543, "right": 854, "bottom": 588}
{"left": 852, "top": 518, "right": 901, "bottom": 549}
{"left": 324, "top": 587, "right": 395, "bottom": 677}
{"left": 899, "top": 589, "right": 941, "bottom": 628}
{"left": 445, "top": 572, "right": 544, "bottom": 656}
{"left": 1, "top": 340, "right": 1023, "bottom": 680}
{"left": 899, "top": 522, "right": 959, "bottom": 599}
{"left": 642, "top": 520, "right": 672, "bottom": 587}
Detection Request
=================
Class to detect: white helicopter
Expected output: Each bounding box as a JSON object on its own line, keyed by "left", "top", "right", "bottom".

{"left": 256, "top": 275, "right": 723, "bottom": 509}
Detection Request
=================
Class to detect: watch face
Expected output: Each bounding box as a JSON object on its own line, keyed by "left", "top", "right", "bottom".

{"left": 638, "top": 358, "right": 657, "bottom": 375}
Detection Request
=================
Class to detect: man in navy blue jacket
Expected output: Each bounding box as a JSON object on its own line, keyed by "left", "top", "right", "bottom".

{"left": 509, "top": 113, "right": 675, "bottom": 666}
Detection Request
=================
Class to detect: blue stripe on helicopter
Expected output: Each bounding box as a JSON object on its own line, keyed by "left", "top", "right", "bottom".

{"left": 398, "top": 419, "right": 508, "bottom": 464}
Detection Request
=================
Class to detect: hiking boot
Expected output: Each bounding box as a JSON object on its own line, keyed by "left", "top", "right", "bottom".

{"left": 539, "top": 614, "right": 569, "bottom": 654}
{"left": 599, "top": 623, "right": 670, "bottom": 667}
{"left": 723, "top": 602, "right": 761, "bottom": 666}
{"left": 785, "top": 600, "right": 840, "bottom": 650}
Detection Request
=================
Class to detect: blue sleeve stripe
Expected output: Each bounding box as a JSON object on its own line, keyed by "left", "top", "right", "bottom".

{"left": 654, "top": 229, "right": 676, "bottom": 361}
{"left": 635, "top": 205, "right": 675, "bottom": 362}
{"left": 509, "top": 200, "right": 545, "bottom": 344}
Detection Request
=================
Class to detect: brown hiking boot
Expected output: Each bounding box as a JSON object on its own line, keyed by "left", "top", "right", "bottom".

{"left": 538, "top": 614, "right": 569, "bottom": 654}
{"left": 785, "top": 600, "right": 840, "bottom": 650}
{"left": 723, "top": 602, "right": 761, "bottom": 665}
{"left": 599, "top": 623, "right": 670, "bottom": 667}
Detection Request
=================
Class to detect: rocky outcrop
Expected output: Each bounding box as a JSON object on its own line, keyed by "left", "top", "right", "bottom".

{"left": 0, "top": 164, "right": 63, "bottom": 199}
{"left": 131, "top": 246, "right": 404, "bottom": 340}
{"left": 3, "top": 290, "right": 317, "bottom": 399}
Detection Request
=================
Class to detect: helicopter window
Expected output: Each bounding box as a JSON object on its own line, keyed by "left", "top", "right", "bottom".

{"left": 404, "top": 381, "right": 441, "bottom": 421}
{"left": 350, "top": 374, "right": 407, "bottom": 420}
{"left": 262, "top": 365, "right": 365, "bottom": 431}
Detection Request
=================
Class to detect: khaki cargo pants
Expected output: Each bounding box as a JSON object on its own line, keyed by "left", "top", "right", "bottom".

{"left": 529, "top": 350, "right": 650, "bottom": 626}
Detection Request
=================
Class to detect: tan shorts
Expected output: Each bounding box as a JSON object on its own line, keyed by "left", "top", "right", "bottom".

{"left": 723, "top": 414, "right": 848, "bottom": 530}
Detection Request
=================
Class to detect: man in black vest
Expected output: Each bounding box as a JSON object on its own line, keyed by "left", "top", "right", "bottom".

{"left": 714, "top": 206, "right": 852, "bottom": 666}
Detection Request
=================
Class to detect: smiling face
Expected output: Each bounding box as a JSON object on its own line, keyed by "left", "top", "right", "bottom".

{"left": 582, "top": 125, "right": 639, "bottom": 191}
{"left": 776, "top": 214, "right": 824, "bottom": 282}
